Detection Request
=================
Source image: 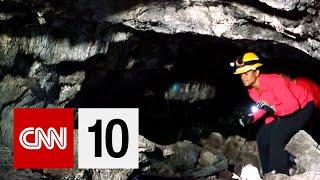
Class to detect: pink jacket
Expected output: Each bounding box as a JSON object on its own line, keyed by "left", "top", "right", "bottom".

{"left": 295, "top": 77, "right": 320, "bottom": 110}
{"left": 248, "top": 74, "right": 313, "bottom": 124}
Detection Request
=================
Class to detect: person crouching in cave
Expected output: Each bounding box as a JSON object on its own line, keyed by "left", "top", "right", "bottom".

{"left": 233, "top": 52, "right": 315, "bottom": 175}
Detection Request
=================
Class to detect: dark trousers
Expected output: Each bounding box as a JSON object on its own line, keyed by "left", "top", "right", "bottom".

{"left": 309, "top": 110, "right": 320, "bottom": 144}
{"left": 256, "top": 101, "right": 314, "bottom": 174}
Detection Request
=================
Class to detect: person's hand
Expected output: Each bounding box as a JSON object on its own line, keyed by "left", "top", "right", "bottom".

{"left": 256, "top": 101, "right": 275, "bottom": 114}
{"left": 239, "top": 113, "right": 253, "bottom": 127}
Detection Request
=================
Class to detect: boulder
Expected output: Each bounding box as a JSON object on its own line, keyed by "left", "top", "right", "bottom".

{"left": 285, "top": 130, "right": 320, "bottom": 173}
{"left": 198, "top": 150, "right": 219, "bottom": 167}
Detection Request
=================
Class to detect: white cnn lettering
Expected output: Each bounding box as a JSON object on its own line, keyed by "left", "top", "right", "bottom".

{"left": 19, "top": 127, "right": 67, "bottom": 150}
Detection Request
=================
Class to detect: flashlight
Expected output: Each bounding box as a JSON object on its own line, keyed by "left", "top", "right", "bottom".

{"left": 229, "top": 62, "right": 235, "bottom": 67}
{"left": 251, "top": 105, "right": 258, "bottom": 113}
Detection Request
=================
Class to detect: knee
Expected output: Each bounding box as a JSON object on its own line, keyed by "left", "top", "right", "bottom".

{"left": 270, "top": 124, "right": 291, "bottom": 143}
{"left": 269, "top": 132, "right": 290, "bottom": 147}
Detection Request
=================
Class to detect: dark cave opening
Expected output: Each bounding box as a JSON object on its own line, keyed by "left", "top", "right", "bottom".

{"left": 66, "top": 30, "right": 320, "bottom": 145}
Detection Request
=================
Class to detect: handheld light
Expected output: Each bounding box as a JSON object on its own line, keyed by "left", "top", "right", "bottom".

{"left": 251, "top": 105, "right": 258, "bottom": 113}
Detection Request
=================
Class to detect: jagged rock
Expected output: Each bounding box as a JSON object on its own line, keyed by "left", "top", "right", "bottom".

{"left": 59, "top": 71, "right": 85, "bottom": 105}
{"left": 264, "top": 171, "right": 320, "bottom": 180}
{"left": 141, "top": 135, "right": 233, "bottom": 178}
{"left": 161, "top": 145, "right": 175, "bottom": 157}
{"left": 218, "top": 170, "right": 233, "bottom": 179}
{"left": 0, "top": 75, "right": 28, "bottom": 105}
{"left": 289, "top": 171, "right": 320, "bottom": 180}
{"left": 258, "top": 0, "right": 316, "bottom": 11}
{"left": 294, "top": 148, "right": 320, "bottom": 174}
{"left": 138, "top": 135, "right": 155, "bottom": 164}
{"left": 1, "top": 1, "right": 320, "bottom": 179}
{"left": 198, "top": 150, "right": 219, "bottom": 167}
{"left": 182, "top": 157, "right": 228, "bottom": 177}
{"left": 2, "top": 34, "right": 110, "bottom": 65}
{"left": 59, "top": 71, "right": 86, "bottom": 86}
{"left": 28, "top": 61, "right": 59, "bottom": 97}
{"left": 285, "top": 130, "right": 320, "bottom": 173}
{"left": 70, "top": 170, "right": 93, "bottom": 180}
{"left": 0, "top": 78, "right": 57, "bottom": 147}
{"left": 144, "top": 140, "right": 202, "bottom": 177}
{"left": 164, "top": 82, "right": 216, "bottom": 103}
{"left": 1, "top": 1, "right": 320, "bottom": 62}
{"left": 139, "top": 153, "right": 149, "bottom": 164}
{"left": 101, "top": 1, "right": 320, "bottom": 60}
{"left": 234, "top": 151, "right": 261, "bottom": 172}
{"left": 201, "top": 133, "right": 260, "bottom": 171}
{"left": 139, "top": 135, "right": 156, "bottom": 153}
{"left": 150, "top": 161, "right": 176, "bottom": 177}
{"left": 42, "top": 169, "right": 91, "bottom": 180}
{"left": 0, "top": 147, "right": 12, "bottom": 168}
{"left": 168, "top": 140, "right": 202, "bottom": 171}
{"left": 0, "top": 169, "right": 48, "bottom": 180}
{"left": 91, "top": 169, "right": 133, "bottom": 180}
{"left": 0, "top": 104, "right": 15, "bottom": 147}
{"left": 244, "top": 141, "right": 259, "bottom": 154}
{"left": 205, "top": 175, "right": 218, "bottom": 180}
{"left": 73, "top": 129, "right": 79, "bottom": 168}
{"left": 209, "top": 132, "right": 225, "bottom": 149}
{"left": 222, "top": 135, "right": 261, "bottom": 171}
{"left": 285, "top": 130, "right": 318, "bottom": 158}
{"left": 0, "top": 34, "right": 18, "bottom": 68}
{"left": 0, "top": 61, "right": 80, "bottom": 147}
{"left": 223, "top": 135, "right": 246, "bottom": 164}
{"left": 2, "top": 129, "right": 91, "bottom": 180}
{"left": 233, "top": 141, "right": 260, "bottom": 175}
{"left": 200, "top": 132, "right": 225, "bottom": 150}
{"left": 263, "top": 173, "right": 289, "bottom": 180}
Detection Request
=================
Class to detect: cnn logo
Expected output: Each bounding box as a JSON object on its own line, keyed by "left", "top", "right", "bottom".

{"left": 19, "top": 127, "right": 67, "bottom": 150}
{"left": 14, "top": 108, "right": 74, "bottom": 168}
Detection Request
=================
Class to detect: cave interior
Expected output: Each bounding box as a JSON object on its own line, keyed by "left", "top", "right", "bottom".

{"left": 51, "top": 28, "right": 320, "bottom": 145}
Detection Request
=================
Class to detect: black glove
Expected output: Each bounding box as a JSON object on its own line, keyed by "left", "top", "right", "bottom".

{"left": 256, "top": 101, "right": 275, "bottom": 114}
{"left": 239, "top": 113, "right": 253, "bottom": 127}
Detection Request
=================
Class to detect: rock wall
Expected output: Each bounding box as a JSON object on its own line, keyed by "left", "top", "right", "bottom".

{"left": 1, "top": 0, "right": 320, "bottom": 179}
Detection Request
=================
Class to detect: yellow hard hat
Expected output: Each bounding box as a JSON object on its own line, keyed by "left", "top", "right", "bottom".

{"left": 233, "top": 52, "right": 263, "bottom": 74}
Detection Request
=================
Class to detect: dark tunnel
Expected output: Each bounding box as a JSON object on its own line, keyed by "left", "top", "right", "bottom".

{"left": 63, "top": 29, "right": 320, "bottom": 145}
